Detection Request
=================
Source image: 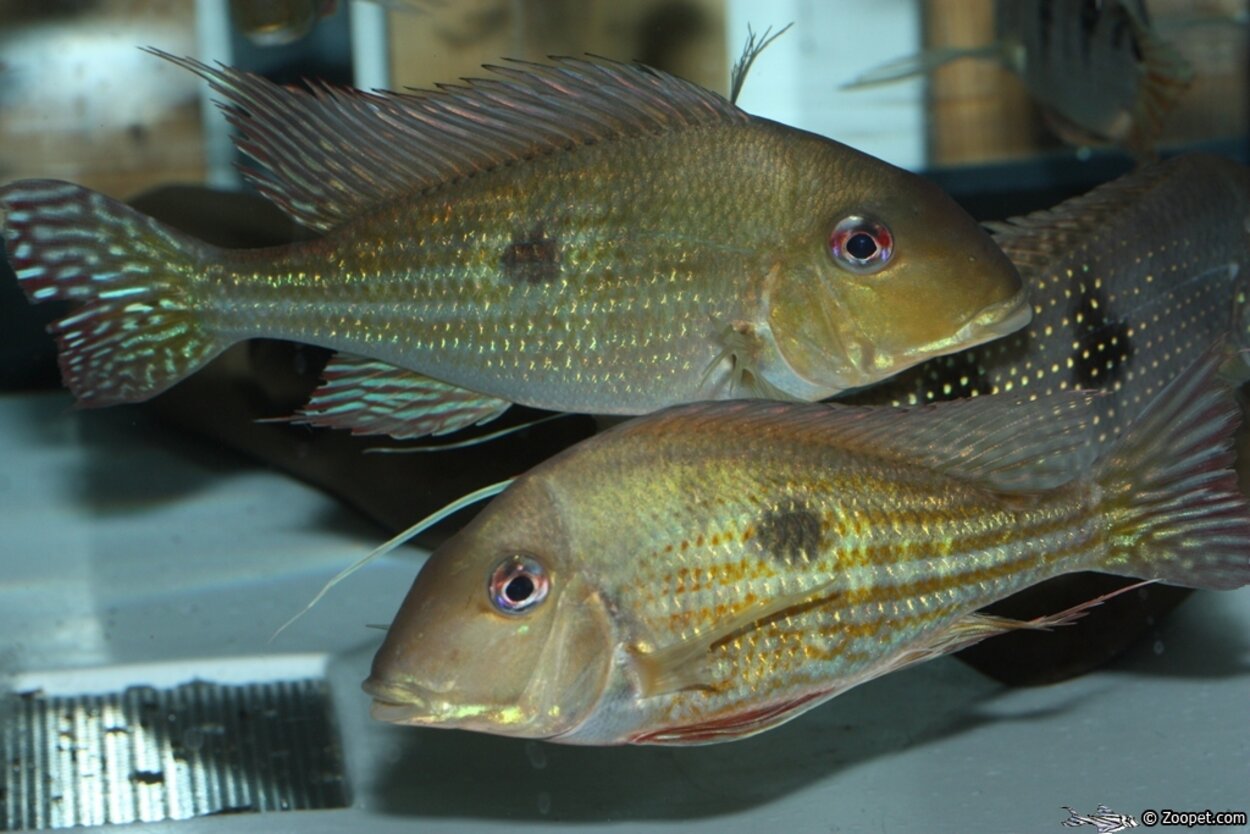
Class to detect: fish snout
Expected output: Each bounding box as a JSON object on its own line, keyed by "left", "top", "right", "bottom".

{"left": 362, "top": 675, "right": 449, "bottom": 725}
{"left": 947, "top": 283, "right": 1033, "bottom": 348}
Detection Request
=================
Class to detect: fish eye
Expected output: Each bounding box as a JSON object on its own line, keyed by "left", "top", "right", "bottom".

{"left": 488, "top": 554, "right": 549, "bottom": 615}
{"left": 828, "top": 216, "right": 893, "bottom": 275}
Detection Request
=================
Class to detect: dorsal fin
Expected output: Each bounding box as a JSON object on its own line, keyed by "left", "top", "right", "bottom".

{"left": 146, "top": 49, "right": 748, "bottom": 231}
{"left": 985, "top": 156, "right": 1182, "bottom": 272}
{"left": 728, "top": 23, "right": 792, "bottom": 105}
{"left": 612, "top": 388, "right": 1105, "bottom": 493}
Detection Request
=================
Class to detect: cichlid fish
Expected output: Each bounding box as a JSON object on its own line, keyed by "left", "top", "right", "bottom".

{"left": 230, "top": 0, "right": 341, "bottom": 46}
{"left": 230, "top": 0, "right": 444, "bottom": 47}
{"left": 844, "top": 0, "right": 1193, "bottom": 160}
{"left": 0, "top": 51, "right": 1028, "bottom": 440}
{"left": 845, "top": 152, "right": 1250, "bottom": 684}
{"left": 363, "top": 348, "right": 1250, "bottom": 745}
{"left": 848, "top": 153, "right": 1250, "bottom": 449}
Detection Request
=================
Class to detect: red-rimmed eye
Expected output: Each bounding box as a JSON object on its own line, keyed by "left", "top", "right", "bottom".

{"left": 828, "top": 216, "right": 893, "bottom": 274}
{"left": 488, "top": 554, "right": 549, "bottom": 615}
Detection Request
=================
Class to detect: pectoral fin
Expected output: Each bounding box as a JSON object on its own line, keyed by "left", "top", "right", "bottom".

{"left": 292, "top": 353, "right": 511, "bottom": 439}
{"left": 705, "top": 321, "right": 802, "bottom": 402}
{"left": 631, "top": 579, "right": 841, "bottom": 698}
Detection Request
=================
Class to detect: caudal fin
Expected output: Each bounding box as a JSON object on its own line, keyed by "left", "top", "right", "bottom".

{"left": 1, "top": 180, "right": 224, "bottom": 406}
{"left": 1096, "top": 346, "right": 1250, "bottom": 590}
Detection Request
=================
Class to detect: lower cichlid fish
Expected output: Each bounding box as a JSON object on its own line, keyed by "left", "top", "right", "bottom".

{"left": 0, "top": 50, "right": 1028, "bottom": 440}
{"left": 363, "top": 348, "right": 1250, "bottom": 745}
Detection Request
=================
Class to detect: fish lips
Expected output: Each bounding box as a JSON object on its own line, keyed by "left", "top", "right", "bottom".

{"left": 363, "top": 678, "right": 495, "bottom": 727}
{"left": 910, "top": 285, "right": 1033, "bottom": 358}
{"left": 832, "top": 285, "right": 1032, "bottom": 391}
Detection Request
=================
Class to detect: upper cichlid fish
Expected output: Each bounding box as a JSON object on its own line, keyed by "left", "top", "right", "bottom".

{"left": 363, "top": 348, "right": 1250, "bottom": 745}
{"left": 0, "top": 50, "right": 1029, "bottom": 439}
{"left": 848, "top": 153, "right": 1250, "bottom": 450}
{"left": 844, "top": 0, "right": 1193, "bottom": 160}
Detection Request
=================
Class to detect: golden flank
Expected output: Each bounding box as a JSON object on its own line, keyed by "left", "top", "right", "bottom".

{"left": 365, "top": 350, "right": 1250, "bottom": 745}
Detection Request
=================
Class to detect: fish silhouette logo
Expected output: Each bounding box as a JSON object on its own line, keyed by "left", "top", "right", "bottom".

{"left": 1061, "top": 805, "right": 1139, "bottom": 832}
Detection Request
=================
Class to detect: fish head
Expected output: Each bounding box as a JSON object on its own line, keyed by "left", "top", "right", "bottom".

{"left": 764, "top": 144, "right": 1030, "bottom": 395}
{"left": 363, "top": 476, "right": 616, "bottom": 740}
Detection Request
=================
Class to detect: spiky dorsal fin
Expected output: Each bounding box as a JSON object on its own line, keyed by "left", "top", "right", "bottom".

{"left": 985, "top": 155, "right": 1182, "bottom": 272}
{"left": 728, "top": 23, "right": 792, "bottom": 105}
{"left": 148, "top": 48, "right": 747, "bottom": 232}
{"left": 611, "top": 387, "right": 1104, "bottom": 493}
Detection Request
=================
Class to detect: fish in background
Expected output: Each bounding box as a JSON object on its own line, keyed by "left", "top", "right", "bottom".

{"left": 844, "top": 152, "right": 1250, "bottom": 683}
{"left": 0, "top": 50, "right": 1028, "bottom": 441}
{"left": 231, "top": 0, "right": 339, "bottom": 46}
{"left": 230, "top": 0, "right": 444, "bottom": 46}
{"left": 844, "top": 0, "right": 1194, "bottom": 160}
{"left": 363, "top": 347, "right": 1250, "bottom": 745}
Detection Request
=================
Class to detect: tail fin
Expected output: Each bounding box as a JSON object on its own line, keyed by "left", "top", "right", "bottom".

{"left": 1, "top": 180, "right": 224, "bottom": 406}
{"left": 1097, "top": 346, "right": 1250, "bottom": 590}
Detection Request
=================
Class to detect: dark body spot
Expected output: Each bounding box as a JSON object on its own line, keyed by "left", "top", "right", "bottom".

{"left": 502, "top": 224, "right": 561, "bottom": 284}
{"left": 756, "top": 501, "right": 824, "bottom": 566}
{"left": 1070, "top": 284, "right": 1132, "bottom": 389}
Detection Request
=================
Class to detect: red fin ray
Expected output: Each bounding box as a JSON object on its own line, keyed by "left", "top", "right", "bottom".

{"left": 630, "top": 690, "right": 828, "bottom": 745}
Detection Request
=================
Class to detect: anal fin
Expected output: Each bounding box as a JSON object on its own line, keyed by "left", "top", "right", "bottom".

{"left": 291, "top": 353, "right": 511, "bottom": 439}
{"left": 892, "top": 581, "right": 1153, "bottom": 671}
{"left": 630, "top": 690, "right": 829, "bottom": 745}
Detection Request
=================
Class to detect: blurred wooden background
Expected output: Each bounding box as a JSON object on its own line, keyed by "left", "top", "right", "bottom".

{"left": 926, "top": 0, "right": 1248, "bottom": 165}
{"left": 0, "top": 0, "right": 1244, "bottom": 199}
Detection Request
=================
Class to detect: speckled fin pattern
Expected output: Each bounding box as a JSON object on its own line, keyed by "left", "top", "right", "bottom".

{"left": 610, "top": 388, "right": 1102, "bottom": 492}
{"left": 985, "top": 158, "right": 1175, "bottom": 271}
{"left": 0, "top": 179, "right": 220, "bottom": 406}
{"left": 292, "top": 353, "right": 511, "bottom": 438}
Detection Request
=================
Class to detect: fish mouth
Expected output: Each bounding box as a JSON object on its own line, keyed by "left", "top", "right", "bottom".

{"left": 369, "top": 698, "right": 433, "bottom": 725}
{"left": 901, "top": 286, "right": 1031, "bottom": 364}
{"left": 363, "top": 676, "right": 435, "bottom": 725}
{"left": 362, "top": 676, "right": 528, "bottom": 729}
{"left": 968, "top": 287, "right": 1033, "bottom": 340}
